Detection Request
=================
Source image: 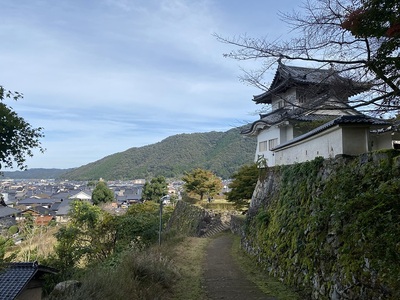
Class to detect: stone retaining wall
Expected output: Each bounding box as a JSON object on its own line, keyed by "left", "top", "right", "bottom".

{"left": 238, "top": 151, "right": 400, "bottom": 299}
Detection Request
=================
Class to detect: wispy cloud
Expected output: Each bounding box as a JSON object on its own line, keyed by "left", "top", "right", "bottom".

{"left": 0, "top": 0, "right": 302, "bottom": 169}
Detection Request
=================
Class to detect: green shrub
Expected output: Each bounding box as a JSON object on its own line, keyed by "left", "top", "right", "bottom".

{"left": 8, "top": 225, "right": 19, "bottom": 235}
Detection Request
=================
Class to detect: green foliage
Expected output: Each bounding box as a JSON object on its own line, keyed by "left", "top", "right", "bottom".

{"left": 255, "top": 209, "right": 270, "bottom": 228}
{"left": 225, "top": 163, "right": 259, "bottom": 208}
{"left": 0, "top": 86, "right": 44, "bottom": 170}
{"left": 246, "top": 152, "right": 400, "bottom": 298}
{"left": 142, "top": 176, "right": 168, "bottom": 201}
{"left": 117, "top": 201, "right": 169, "bottom": 249}
{"left": 182, "top": 168, "right": 223, "bottom": 200}
{"left": 91, "top": 181, "right": 114, "bottom": 205}
{"left": 54, "top": 200, "right": 170, "bottom": 273}
{"left": 48, "top": 244, "right": 180, "bottom": 300}
{"left": 54, "top": 201, "right": 116, "bottom": 270}
{"left": 0, "top": 236, "right": 17, "bottom": 264}
{"left": 7, "top": 225, "right": 19, "bottom": 235}
{"left": 60, "top": 127, "right": 256, "bottom": 180}
{"left": 341, "top": 0, "right": 400, "bottom": 87}
{"left": 87, "top": 181, "right": 96, "bottom": 187}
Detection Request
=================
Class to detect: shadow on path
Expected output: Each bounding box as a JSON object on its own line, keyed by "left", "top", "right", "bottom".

{"left": 203, "top": 233, "right": 277, "bottom": 300}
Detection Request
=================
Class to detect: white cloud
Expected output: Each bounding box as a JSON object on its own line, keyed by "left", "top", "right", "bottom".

{"left": 0, "top": 0, "right": 303, "bottom": 169}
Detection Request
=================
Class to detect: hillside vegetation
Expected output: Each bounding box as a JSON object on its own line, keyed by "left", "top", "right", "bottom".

{"left": 60, "top": 127, "right": 256, "bottom": 180}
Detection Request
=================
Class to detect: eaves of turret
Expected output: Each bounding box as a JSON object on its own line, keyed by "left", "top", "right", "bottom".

{"left": 252, "top": 63, "right": 369, "bottom": 104}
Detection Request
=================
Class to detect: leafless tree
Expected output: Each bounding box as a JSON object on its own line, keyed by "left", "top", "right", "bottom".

{"left": 215, "top": 0, "right": 399, "bottom": 116}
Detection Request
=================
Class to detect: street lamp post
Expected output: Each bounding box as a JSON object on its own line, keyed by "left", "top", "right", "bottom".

{"left": 159, "top": 195, "right": 169, "bottom": 246}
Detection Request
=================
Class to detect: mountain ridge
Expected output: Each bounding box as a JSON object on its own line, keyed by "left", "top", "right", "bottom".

{"left": 1, "top": 127, "right": 256, "bottom": 180}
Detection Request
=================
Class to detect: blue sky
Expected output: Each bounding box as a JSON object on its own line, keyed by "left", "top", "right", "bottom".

{"left": 1, "top": 0, "right": 302, "bottom": 169}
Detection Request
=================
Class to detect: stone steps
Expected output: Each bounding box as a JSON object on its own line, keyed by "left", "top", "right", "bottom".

{"left": 200, "top": 223, "right": 230, "bottom": 238}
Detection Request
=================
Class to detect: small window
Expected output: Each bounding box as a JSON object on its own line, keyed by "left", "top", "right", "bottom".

{"left": 259, "top": 141, "right": 268, "bottom": 152}
{"left": 297, "top": 90, "right": 307, "bottom": 104}
{"left": 268, "top": 138, "right": 278, "bottom": 150}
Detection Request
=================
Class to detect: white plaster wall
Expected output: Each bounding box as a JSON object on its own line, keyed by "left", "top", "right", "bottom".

{"left": 342, "top": 127, "right": 369, "bottom": 155}
{"left": 371, "top": 131, "right": 400, "bottom": 150}
{"left": 282, "top": 125, "right": 294, "bottom": 142}
{"left": 255, "top": 126, "right": 280, "bottom": 166}
{"left": 274, "top": 125, "right": 376, "bottom": 165}
{"left": 274, "top": 126, "right": 344, "bottom": 165}
{"left": 371, "top": 132, "right": 394, "bottom": 150}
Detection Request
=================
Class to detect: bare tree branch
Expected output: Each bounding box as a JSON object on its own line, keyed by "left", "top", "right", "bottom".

{"left": 215, "top": 0, "right": 399, "bottom": 116}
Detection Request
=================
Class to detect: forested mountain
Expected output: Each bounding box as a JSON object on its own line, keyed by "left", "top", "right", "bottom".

{"left": 1, "top": 168, "right": 71, "bottom": 180}
{"left": 60, "top": 127, "right": 256, "bottom": 180}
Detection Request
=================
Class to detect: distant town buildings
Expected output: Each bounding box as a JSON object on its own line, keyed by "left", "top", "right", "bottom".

{"left": 0, "top": 178, "right": 188, "bottom": 232}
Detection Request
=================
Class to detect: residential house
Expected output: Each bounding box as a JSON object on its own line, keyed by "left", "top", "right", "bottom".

{"left": 17, "top": 207, "right": 55, "bottom": 226}
{"left": 0, "top": 262, "right": 57, "bottom": 300}
{"left": 55, "top": 199, "right": 73, "bottom": 223}
{"left": 17, "top": 198, "right": 54, "bottom": 210}
{"left": 242, "top": 63, "right": 399, "bottom": 166}
{"left": 0, "top": 206, "right": 20, "bottom": 231}
{"left": 124, "top": 187, "right": 142, "bottom": 204}
{"left": 69, "top": 190, "right": 92, "bottom": 201}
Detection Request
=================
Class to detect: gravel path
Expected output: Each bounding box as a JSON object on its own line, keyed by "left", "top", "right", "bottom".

{"left": 203, "top": 233, "right": 277, "bottom": 300}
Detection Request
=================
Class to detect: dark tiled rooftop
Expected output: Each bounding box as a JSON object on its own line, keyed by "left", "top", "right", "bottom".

{"left": 0, "top": 262, "right": 57, "bottom": 300}
{"left": 0, "top": 206, "right": 21, "bottom": 218}
{"left": 253, "top": 63, "right": 368, "bottom": 104}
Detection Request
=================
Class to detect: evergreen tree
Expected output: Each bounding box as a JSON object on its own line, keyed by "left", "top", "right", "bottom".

{"left": 92, "top": 181, "right": 114, "bottom": 205}
{"left": 225, "top": 164, "right": 259, "bottom": 208}
{"left": 141, "top": 176, "right": 168, "bottom": 201}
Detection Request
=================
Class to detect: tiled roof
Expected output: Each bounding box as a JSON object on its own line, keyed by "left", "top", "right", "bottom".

{"left": 55, "top": 199, "right": 72, "bottom": 216}
{"left": 50, "top": 202, "right": 61, "bottom": 211}
{"left": 18, "top": 198, "right": 54, "bottom": 205}
{"left": 241, "top": 106, "right": 340, "bottom": 136}
{"left": 0, "top": 206, "right": 21, "bottom": 218}
{"left": 241, "top": 91, "right": 362, "bottom": 136}
{"left": 253, "top": 63, "right": 369, "bottom": 104}
{"left": 0, "top": 262, "right": 57, "bottom": 300}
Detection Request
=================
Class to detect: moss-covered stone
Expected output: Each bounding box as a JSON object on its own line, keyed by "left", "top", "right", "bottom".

{"left": 242, "top": 151, "right": 400, "bottom": 299}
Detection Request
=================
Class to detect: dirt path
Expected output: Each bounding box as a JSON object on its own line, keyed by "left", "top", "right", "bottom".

{"left": 203, "top": 233, "right": 277, "bottom": 300}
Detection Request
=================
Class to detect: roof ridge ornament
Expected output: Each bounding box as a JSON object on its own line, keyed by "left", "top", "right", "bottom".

{"left": 277, "top": 54, "right": 284, "bottom": 65}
